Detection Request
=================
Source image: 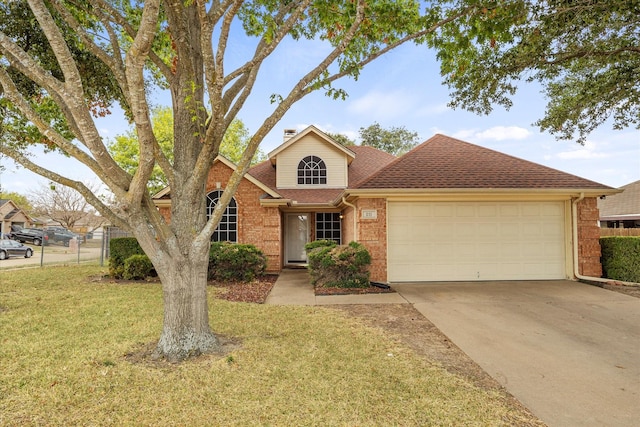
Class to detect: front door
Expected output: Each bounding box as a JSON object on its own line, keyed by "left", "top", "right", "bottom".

{"left": 285, "top": 213, "right": 309, "bottom": 265}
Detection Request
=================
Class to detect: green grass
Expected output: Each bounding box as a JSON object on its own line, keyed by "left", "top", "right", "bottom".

{"left": 2, "top": 264, "right": 515, "bottom": 426}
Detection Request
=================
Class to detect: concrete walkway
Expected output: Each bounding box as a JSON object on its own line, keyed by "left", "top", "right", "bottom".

{"left": 265, "top": 268, "right": 406, "bottom": 305}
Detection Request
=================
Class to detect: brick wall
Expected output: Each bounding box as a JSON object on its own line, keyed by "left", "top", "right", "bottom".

{"left": 577, "top": 197, "right": 602, "bottom": 277}
{"left": 342, "top": 205, "right": 355, "bottom": 243}
{"left": 157, "top": 161, "right": 282, "bottom": 272}
{"left": 355, "top": 198, "right": 387, "bottom": 282}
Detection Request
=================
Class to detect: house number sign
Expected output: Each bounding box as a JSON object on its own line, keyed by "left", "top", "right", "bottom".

{"left": 361, "top": 209, "right": 377, "bottom": 219}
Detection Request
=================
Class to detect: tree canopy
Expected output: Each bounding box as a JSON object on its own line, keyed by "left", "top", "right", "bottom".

{"left": 329, "top": 122, "right": 420, "bottom": 155}
{"left": 359, "top": 122, "right": 420, "bottom": 155}
{"left": 0, "top": 0, "right": 489, "bottom": 361}
{"left": 431, "top": 0, "right": 640, "bottom": 143}
{"left": 30, "top": 182, "right": 103, "bottom": 229}
{"left": 0, "top": 190, "right": 33, "bottom": 213}
{"left": 108, "top": 108, "right": 264, "bottom": 194}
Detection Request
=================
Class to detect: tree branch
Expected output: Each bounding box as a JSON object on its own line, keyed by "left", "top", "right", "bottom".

{"left": 88, "top": 0, "right": 174, "bottom": 82}
{"left": 123, "top": 0, "right": 161, "bottom": 206}
{"left": 305, "top": 6, "right": 476, "bottom": 98}
{"left": 0, "top": 145, "right": 129, "bottom": 230}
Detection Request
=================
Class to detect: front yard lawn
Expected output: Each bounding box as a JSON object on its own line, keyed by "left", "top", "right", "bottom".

{"left": 1, "top": 264, "right": 533, "bottom": 425}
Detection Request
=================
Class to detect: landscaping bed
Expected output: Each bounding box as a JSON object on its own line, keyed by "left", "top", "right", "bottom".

{"left": 209, "top": 275, "right": 278, "bottom": 303}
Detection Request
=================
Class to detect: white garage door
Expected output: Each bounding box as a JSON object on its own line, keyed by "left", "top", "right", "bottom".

{"left": 388, "top": 201, "right": 566, "bottom": 281}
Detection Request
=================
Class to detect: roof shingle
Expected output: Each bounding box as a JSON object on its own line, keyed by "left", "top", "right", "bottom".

{"left": 356, "top": 134, "right": 614, "bottom": 190}
{"left": 598, "top": 180, "right": 640, "bottom": 217}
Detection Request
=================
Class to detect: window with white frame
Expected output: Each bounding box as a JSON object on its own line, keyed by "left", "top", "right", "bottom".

{"left": 315, "top": 212, "right": 341, "bottom": 243}
{"left": 206, "top": 190, "right": 238, "bottom": 242}
{"left": 297, "top": 155, "right": 327, "bottom": 185}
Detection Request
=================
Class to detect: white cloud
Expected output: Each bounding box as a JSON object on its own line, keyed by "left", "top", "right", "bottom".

{"left": 347, "top": 90, "right": 413, "bottom": 119}
{"left": 556, "top": 140, "right": 609, "bottom": 160}
{"left": 475, "top": 126, "right": 531, "bottom": 141}
{"left": 452, "top": 129, "right": 478, "bottom": 140}
{"left": 452, "top": 126, "right": 531, "bottom": 142}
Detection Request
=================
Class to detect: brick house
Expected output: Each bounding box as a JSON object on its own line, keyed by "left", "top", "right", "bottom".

{"left": 154, "top": 126, "right": 619, "bottom": 283}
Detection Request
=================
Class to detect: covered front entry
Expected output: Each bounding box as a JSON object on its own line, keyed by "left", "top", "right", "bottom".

{"left": 387, "top": 201, "right": 568, "bottom": 281}
{"left": 285, "top": 213, "right": 310, "bottom": 265}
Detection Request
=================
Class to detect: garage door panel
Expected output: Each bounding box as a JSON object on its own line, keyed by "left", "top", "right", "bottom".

{"left": 500, "top": 204, "right": 520, "bottom": 216}
{"left": 388, "top": 201, "right": 566, "bottom": 281}
{"left": 523, "top": 223, "right": 542, "bottom": 236}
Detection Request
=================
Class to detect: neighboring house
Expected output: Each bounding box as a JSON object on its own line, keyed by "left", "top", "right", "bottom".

{"left": 154, "top": 126, "right": 619, "bottom": 283}
{"left": 598, "top": 180, "right": 640, "bottom": 228}
{"left": 0, "top": 199, "right": 32, "bottom": 237}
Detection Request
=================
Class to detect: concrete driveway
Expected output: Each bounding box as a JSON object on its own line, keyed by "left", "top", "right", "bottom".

{"left": 393, "top": 280, "right": 640, "bottom": 427}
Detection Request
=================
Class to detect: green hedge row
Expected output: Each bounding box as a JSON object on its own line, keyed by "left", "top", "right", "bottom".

{"left": 109, "top": 237, "right": 267, "bottom": 282}
{"left": 305, "top": 240, "right": 371, "bottom": 288}
{"left": 600, "top": 237, "right": 640, "bottom": 283}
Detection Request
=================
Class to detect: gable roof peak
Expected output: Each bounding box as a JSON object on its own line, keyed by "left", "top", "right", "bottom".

{"left": 267, "top": 125, "right": 355, "bottom": 164}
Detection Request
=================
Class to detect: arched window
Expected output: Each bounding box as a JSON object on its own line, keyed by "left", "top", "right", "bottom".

{"left": 297, "top": 155, "right": 327, "bottom": 185}
{"left": 206, "top": 190, "right": 238, "bottom": 242}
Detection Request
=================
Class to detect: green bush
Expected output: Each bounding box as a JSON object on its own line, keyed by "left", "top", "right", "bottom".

{"left": 304, "top": 239, "right": 337, "bottom": 252}
{"left": 306, "top": 241, "right": 371, "bottom": 288}
{"left": 122, "top": 254, "right": 155, "bottom": 280}
{"left": 600, "top": 237, "right": 640, "bottom": 282}
{"left": 208, "top": 242, "right": 267, "bottom": 282}
{"left": 109, "top": 237, "right": 145, "bottom": 279}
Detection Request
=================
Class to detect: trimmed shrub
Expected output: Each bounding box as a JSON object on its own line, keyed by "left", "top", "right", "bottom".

{"left": 109, "top": 237, "right": 145, "bottom": 279}
{"left": 306, "top": 241, "right": 371, "bottom": 288}
{"left": 123, "top": 254, "right": 155, "bottom": 280}
{"left": 600, "top": 236, "right": 640, "bottom": 282}
{"left": 208, "top": 242, "right": 267, "bottom": 282}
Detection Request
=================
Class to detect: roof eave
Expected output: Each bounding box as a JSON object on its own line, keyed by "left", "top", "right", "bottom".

{"left": 343, "top": 187, "right": 622, "bottom": 199}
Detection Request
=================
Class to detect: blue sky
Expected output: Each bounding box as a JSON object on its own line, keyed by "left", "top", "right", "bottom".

{"left": 1, "top": 33, "right": 638, "bottom": 195}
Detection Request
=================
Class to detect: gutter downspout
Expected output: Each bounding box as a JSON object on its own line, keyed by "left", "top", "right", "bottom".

{"left": 572, "top": 192, "right": 611, "bottom": 284}
{"left": 342, "top": 197, "right": 357, "bottom": 242}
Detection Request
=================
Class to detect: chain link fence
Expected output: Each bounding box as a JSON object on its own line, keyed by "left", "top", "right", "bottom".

{"left": 0, "top": 226, "right": 133, "bottom": 268}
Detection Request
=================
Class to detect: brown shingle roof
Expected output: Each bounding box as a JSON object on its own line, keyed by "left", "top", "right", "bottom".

{"left": 346, "top": 145, "right": 396, "bottom": 186}
{"left": 598, "top": 180, "right": 640, "bottom": 217}
{"left": 248, "top": 160, "right": 276, "bottom": 190}
{"left": 356, "top": 134, "right": 614, "bottom": 190}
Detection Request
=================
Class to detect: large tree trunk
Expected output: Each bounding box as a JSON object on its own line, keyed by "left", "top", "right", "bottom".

{"left": 151, "top": 245, "right": 220, "bottom": 362}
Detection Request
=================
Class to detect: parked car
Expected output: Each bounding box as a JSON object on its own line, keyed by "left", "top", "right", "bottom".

{"left": 46, "top": 227, "right": 78, "bottom": 246}
{"left": 9, "top": 228, "right": 51, "bottom": 246}
{"left": 0, "top": 239, "right": 34, "bottom": 259}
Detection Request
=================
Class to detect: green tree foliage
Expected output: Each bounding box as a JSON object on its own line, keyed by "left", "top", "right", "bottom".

{"left": 0, "top": 0, "right": 485, "bottom": 360}
{"left": 107, "top": 108, "right": 264, "bottom": 194}
{"left": 329, "top": 123, "right": 421, "bottom": 155}
{"left": 0, "top": 190, "right": 33, "bottom": 212}
{"left": 0, "top": 0, "right": 123, "bottom": 152}
{"left": 359, "top": 122, "right": 420, "bottom": 155}
{"left": 431, "top": 0, "right": 640, "bottom": 143}
{"left": 327, "top": 132, "right": 356, "bottom": 146}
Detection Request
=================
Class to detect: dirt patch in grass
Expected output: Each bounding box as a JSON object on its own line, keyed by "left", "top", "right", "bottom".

{"left": 123, "top": 335, "right": 243, "bottom": 368}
